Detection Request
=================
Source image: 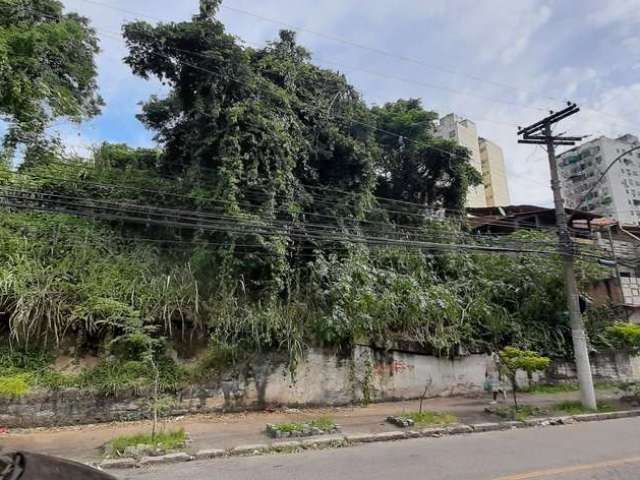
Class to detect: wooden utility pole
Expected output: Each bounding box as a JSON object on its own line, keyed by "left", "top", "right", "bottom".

{"left": 518, "top": 103, "right": 597, "bottom": 410}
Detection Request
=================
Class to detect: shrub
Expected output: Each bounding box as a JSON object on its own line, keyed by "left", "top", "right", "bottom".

{"left": 605, "top": 323, "right": 640, "bottom": 353}
{"left": 0, "top": 374, "right": 31, "bottom": 398}
{"left": 619, "top": 382, "right": 640, "bottom": 405}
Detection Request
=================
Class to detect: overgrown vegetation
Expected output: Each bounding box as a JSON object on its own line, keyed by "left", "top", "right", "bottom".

{"left": 0, "top": 0, "right": 623, "bottom": 393}
{"left": 494, "top": 405, "right": 547, "bottom": 421}
{"left": 0, "top": 373, "right": 30, "bottom": 398}
{"left": 552, "top": 400, "right": 615, "bottom": 415}
{"left": 605, "top": 323, "right": 640, "bottom": 354}
{"left": 399, "top": 411, "right": 458, "bottom": 427}
{"left": 522, "top": 383, "right": 579, "bottom": 394}
{"left": 105, "top": 428, "right": 187, "bottom": 458}
{"left": 494, "top": 399, "right": 617, "bottom": 420}
{"left": 522, "top": 382, "right": 619, "bottom": 395}
{"left": 267, "top": 417, "right": 337, "bottom": 434}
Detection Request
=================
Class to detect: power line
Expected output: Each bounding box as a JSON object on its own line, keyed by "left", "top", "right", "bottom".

{"left": 0, "top": 185, "right": 609, "bottom": 261}
{"left": 0, "top": 185, "right": 561, "bottom": 252}
{"left": 3, "top": 165, "right": 565, "bottom": 239}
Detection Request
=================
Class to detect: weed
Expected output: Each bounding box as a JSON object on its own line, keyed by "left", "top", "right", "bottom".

{"left": 399, "top": 411, "right": 458, "bottom": 426}
{"left": 267, "top": 417, "right": 337, "bottom": 434}
{"left": 523, "top": 382, "right": 619, "bottom": 394}
{"left": 37, "top": 370, "right": 83, "bottom": 390}
{"left": 309, "top": 417, "right": 336, "bottom": 431}
{"left": 271, "top": 422, "right": 305, "bottom": 433}
{"left": 523, "top": 383, "right": 578, "bottom": 394}
{"left": 0, "top": 374, "right": 31, "bottom": 398}
{"left": 82, "top": 360, "right": 151, "bottom": 397}
{"left": 105, "top": 428, "right": 187, "bottom": 458}
{"left": 494, "top": 405, "right": 547, "bottom": 421}
{"left": 552, "top": 400, "right": 615, "bottom": 415}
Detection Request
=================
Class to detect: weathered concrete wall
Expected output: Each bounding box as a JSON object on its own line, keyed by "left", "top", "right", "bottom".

{"left": 1, "top": 347, "right": 638, "bottom": 428}
{"left": 546, "top": 352, "right": 640, "bottom": 383}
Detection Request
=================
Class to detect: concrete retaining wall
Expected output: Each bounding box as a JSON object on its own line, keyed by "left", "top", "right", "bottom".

{"left": 1, "top": 347, "right": 638, "bottom": 428}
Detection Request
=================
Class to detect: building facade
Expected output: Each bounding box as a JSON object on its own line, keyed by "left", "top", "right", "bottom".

{"left": 468, "top": 205, "right": 640, "bottom": 323}
{"left": 479, "top": 137, "right": 510, "bottom": 207}
{"left": 435, "top": 113, "right": 510, "bottom": 208}
{"left": 558, "top": 134, "right": 640, "bottom": 225}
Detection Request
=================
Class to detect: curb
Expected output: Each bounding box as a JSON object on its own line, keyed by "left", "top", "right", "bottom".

{"left": 99, "top": 408, "right": 640, "bottom": 470}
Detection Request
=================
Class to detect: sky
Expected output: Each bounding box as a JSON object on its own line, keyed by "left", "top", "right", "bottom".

{"left": 24, "top": 0, "right": 640, "bottom": 206}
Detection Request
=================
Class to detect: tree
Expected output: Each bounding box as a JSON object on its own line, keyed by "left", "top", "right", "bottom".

{"left": 371, "top": 99, "right": 481, "bottom": 215}
{"left": 93, "top": 143, "right": 161, "bottom": 171}
{"left": 498, "top": 347, "right": 550, "bottom": 409}
{"left": 0, "top": 0, "right": 102, "bottom": 164}
{"left": 123, "top": 4, "right": 376, "bottom": 203}
{"left": 122, "top": 1, "right": 378, "bottom": 294}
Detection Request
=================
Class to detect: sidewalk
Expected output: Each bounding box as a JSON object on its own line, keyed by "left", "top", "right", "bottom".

{"left": 0, "top": 390, "right": 622, "bottom": 462}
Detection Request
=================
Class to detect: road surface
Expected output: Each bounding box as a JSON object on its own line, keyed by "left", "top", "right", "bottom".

{"left": 118, "top": 417, "right": 640, "bottom": 480}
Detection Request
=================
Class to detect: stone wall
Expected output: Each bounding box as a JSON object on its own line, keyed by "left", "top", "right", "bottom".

{"left": 1, "top": 347, "right": 638, "bottom": 429}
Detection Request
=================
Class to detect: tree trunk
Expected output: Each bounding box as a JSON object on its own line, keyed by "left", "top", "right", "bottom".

{"left": 151, "top": 366, "right": 159, "bottom": 441}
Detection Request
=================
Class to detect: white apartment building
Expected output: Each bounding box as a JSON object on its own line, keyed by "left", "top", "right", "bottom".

{"left": 435, "top": 114, "right": 510, "bottom": 208}
{"left": 558, "top": 134, "right": 640, "bottom": 225}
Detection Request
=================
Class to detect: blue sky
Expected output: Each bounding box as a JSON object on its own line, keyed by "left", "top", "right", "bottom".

{"left": 26, "top": 0, "right": 640, "bottom": 205}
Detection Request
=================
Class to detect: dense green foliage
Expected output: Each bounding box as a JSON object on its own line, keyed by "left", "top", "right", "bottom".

{"left": 605, "top": 323, "right": 640, "bottom": 353}
{"left": 499, "top": 347, "right": 551, "bottom": 408}
{"left": 0, "top": 0, "right": 102, "bottom": 164}
{"left": 0, "top": 0, "right": 621, "bottom": 394}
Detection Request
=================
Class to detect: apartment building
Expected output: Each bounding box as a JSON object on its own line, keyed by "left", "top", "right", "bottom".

{"left": 479, "top": 137, "right": 510, "bottom": 207}
{"left": 558, "top": 134, "right": 640, "bottom": 225}
{"left": 435, "top": 114, "right": 510, "bottom": 208}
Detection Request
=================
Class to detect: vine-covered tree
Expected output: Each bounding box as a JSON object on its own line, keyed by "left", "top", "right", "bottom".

{"left": 372, "top": 99, "right": 481, "bottom": 213}
{"left": 0, "top": 0, "right": 103, "bottom": 164}
{"left": 123, "top": 3, "right": 376, "bottom": 214}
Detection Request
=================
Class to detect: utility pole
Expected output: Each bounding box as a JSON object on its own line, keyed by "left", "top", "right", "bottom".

{"left": 518, "top": 103, "right": 597, "bottom": 410}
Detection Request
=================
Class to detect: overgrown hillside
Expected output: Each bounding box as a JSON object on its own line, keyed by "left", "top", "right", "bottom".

{"left": 0, "top": 0, "right": 620, "bottom": 397}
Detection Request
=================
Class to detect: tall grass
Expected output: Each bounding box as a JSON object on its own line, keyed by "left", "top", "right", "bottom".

{"left": 105, "top": 428, "right": 187, "bottom": 458}
{"left": 0, "top": 213, "right": 203, "bottom": 348}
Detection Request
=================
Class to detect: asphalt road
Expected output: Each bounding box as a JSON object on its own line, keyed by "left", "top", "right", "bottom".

{"left": 118, "top": 417, "right": 640, "bottom": 480}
